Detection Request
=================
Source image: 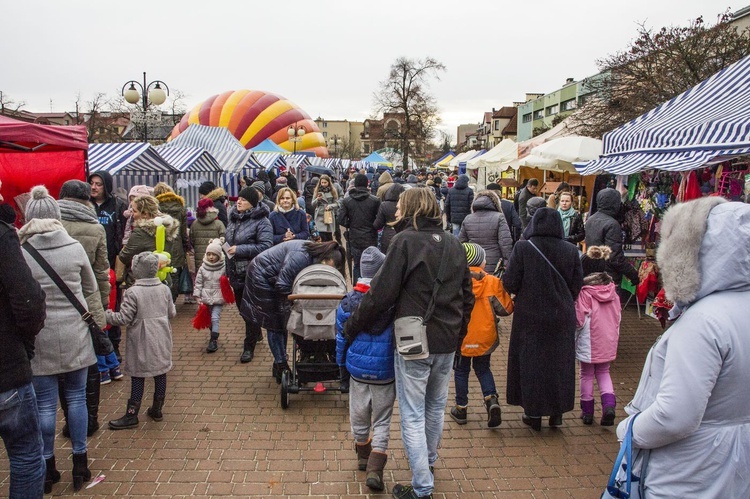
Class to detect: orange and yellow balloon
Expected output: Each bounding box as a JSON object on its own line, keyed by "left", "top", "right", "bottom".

{"left": 169, "top": 90, "right": 329, "bottom": 157}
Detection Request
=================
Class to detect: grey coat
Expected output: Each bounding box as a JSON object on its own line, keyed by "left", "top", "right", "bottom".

{"left": 21, "top": 223, "right": 97, "bottom": 376}
{"left": 189, "top": 209, "right": 226, "bottom": 269}
{"left": 106, "top": 277, "right": 176, "bottom": 377}
{"left": 458, "top": 193, "right": 513, "bottom": 274}
{"left": 311, "top": 189, "right": 340, "bottom": 233}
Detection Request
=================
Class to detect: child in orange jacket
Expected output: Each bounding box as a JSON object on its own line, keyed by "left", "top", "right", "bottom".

{"left": 450, "top": 243, "right": 514, "bottom": 428}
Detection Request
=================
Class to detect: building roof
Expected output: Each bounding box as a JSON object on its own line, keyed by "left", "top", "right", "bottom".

{"left": 492, "top": 106, "right": 517, "bottom": 119}
{"left": 733, "top": 4, "right": 750, "bottom": 19}
{"left": 501, "top": 108, "right": 518, "bottom": 135}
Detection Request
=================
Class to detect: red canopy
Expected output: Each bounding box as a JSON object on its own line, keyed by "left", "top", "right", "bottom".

{"left": 0, "top": 115, "right": 88, "bottom": 152}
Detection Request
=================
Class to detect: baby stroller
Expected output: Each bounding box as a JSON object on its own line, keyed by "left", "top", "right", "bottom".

{"left": 282, "top": 264, "right": 347, "bottom": 409}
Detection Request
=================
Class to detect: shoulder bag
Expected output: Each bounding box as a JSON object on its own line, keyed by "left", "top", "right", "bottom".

{"left": 393, "top": 237, "right": 449, "bottom": 360}
{"left": 23, "top": 243, "right": 114, "bottom": 356}
{"left": 602, "top": 414, "right": 649, "bottom": 499}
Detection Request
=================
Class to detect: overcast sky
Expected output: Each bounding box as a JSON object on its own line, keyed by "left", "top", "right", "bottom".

{"left": 1, "top": 0, "right": 739, "bottom": 142}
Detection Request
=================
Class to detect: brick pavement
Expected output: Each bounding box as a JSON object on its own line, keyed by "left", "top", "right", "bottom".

{"left": 0, "top": 302, "right": 662, "bottom": 498}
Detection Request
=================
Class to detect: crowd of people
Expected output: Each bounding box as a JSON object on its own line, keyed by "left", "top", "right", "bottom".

{"left": 1, "top": 164, "right": 748, "bottom": 498}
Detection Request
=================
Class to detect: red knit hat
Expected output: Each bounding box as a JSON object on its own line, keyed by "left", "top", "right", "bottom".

{"left": 196, "top": 198, "right": 214, "bottom": 219}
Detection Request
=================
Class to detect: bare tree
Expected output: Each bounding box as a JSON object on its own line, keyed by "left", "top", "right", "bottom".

{"left": 167, "top": 89, "right": 189, "bottom": 125}
{"left": 373, "top": 57, "right": 446, "bottom": 169}
{"left": 572, "top": 11, "right": 750, "bottom": 138}
{"left": 0, "top": 91, "right": 25, "bottom": 115}
{"left": 338, "top": 138, "right": 360, "bottom": 159}
{"left": 436, "top": 130, "right": 453, "bottom": 153}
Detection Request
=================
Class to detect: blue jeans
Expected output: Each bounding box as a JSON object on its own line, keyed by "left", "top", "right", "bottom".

{"left": 97, "top": 351, "right": 119, "bottom": 373}
{"left": 451, "top": 223, "right": 461, "bottom": 237}
{"left": 33, "top": 367, "right": 88, "bottom": 456}
{"left": 394, "top": 352, "right": 455, "bottom": 497}
{"left": 453, "top": 354, "right": 497, "bottom": 407}
{"left": 267, "top": 329, "right": 288, "bottom": 363}
{"left": 0, "top": 383, "right": 45, "bottom": 498}
{"left": 210, "top": 304, "right": 223, "bottom": 333}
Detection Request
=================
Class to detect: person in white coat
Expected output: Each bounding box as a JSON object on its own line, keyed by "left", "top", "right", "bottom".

{"left": 618, "top": 197, "right": 750, "bottom": 497}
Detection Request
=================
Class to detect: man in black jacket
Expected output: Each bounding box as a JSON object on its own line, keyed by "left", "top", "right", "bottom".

{"left": 338, "top": 174, "right": 381, "bottom": 284}
{"left": 0, "top": 186, "right": 47, "bottom": 496}
{"left": 517, "top": 178, "right": 539, "bottom": 229}
{"left": 444, "top": 174, "right": 474, "bottom": 236}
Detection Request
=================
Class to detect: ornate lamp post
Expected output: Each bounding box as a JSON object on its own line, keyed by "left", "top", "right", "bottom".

{"left": 121, "top": 72, "right": 169, "bottom": 142}
{"left": 287, "top": 123, "right": 306, "bottom": 154}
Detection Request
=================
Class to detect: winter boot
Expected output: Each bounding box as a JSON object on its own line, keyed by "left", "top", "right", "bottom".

{"left": 86, "top": 364, "right": 101, "bottom": 436}
{"left": 549, "top": 414, "right": 563, "bottom": 427}
{"left": 71, "top": 452, "right": 91, "bottom": 491}
{"left": 272, "top": 361, "right": 290, "bottom": 384}
{"left": 108, "top": 399, "right": 141, "bottom": 430}
{"left": 206, "top": 331, "right": 219, "bottom": 353}
{"left": 450, "top": 405, "right": 467, "bottom": 425}
{"left": 580, "top": 399, "right": 595, "bottom": 425}
{"left": 365, "top": 450, "right": 388, "bottom": 491}
{"left": 147, "top": 396, "right": 165, "bottom": 422}
{"left": 355, "top": 439, "right": 372, "bottom": 471}
{"left": 485, "top": 394, "right": 502, "bottom": 428}
{"left": 522, "top": 414, "right": 542, "bottom": 431}
{"left": 601, "top": 393, "right": 616, "bottom": 426}
{"left": 44, "top": 456, "right": 61, "bottom": 494}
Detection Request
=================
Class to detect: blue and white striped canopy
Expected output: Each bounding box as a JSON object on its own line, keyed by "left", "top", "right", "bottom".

{"left": 155, "top": 146, "right": 222, "bottom": 173}
{"left": 89, "top": 143, "right": 175, "bottom": 174}
{"left": 577, "top": 55, "right": 750, "bottom": 175}
{"left": 252, "top": 152, "right": 286, "bottom": 171}
{"left": 165, "top": 124, "right": 245, "bottom": 152}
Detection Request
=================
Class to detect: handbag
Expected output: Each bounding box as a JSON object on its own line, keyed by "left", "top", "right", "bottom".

{"left": 23, "top": 243, "right": 114, "bottom": 356}
{"left": 602, "top": 414, "right": 648, "bottom": 499}
{"left": 179, "top": 266, "right": 194, "bottom": 294}
{"left": 393, "top": 238, "right": 448, "bottom": 360}
{"left": 323, "top": 208, "right": 334, "bottom": 225}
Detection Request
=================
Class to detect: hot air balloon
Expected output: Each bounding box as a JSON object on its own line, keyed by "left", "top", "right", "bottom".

{"left": 169, "top": 90, "right": 329, "bottom": 157}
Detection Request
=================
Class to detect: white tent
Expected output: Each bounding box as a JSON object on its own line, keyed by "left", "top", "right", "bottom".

{"left": 532, "top": 136, "right": 603, "bottom": 164}
{"left": 466, "top": 139, "right": 517, "bottom": 170}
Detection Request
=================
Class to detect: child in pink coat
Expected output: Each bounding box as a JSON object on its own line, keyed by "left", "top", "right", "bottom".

{"left": 575, "top": 246, "right": 621, "bottom": 426}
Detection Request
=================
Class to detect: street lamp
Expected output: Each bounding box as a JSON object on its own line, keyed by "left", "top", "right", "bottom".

{"left": 121, "top": 72, "right": 170, "bottom": 142}
{"left": 328, "top": 135, "right": 340, "bottom": 157}
{"left": 287, "top": 123, "right": 306, "bottom": 154}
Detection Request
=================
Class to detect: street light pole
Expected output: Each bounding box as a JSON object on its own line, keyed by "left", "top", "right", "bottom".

{"left": 287, "top": 123, "right": 306, "bottom": 154}
{"left": 122, "top": 72, "right": 170, "bottom": 143}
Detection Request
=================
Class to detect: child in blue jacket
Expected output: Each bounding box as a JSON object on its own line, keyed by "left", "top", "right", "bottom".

{"left": 336, "top": 246, "right": 394, "bottom": 492}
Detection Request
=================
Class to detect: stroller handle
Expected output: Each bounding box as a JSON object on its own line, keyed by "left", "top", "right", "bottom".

{"left": 288, "top": 294, "right": 345, "bottom": 301}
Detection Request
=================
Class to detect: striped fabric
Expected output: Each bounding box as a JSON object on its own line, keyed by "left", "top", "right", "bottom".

{"left": 286, "top": 154, "right": 311, "bottom": 174}
{"left": 165, "top": 124, "right": 244, "bottom": 151}
{"left": 577, "top": 55, "right": 750, "bottom": 175}
{"left": 88, "top": 143, "right": 176, "bottom": 196}
{"left": 253, "top": 152, "right": 286, "bottom": 171}
{"left": 155, "top": 146, "right": 221, "bottom": 173}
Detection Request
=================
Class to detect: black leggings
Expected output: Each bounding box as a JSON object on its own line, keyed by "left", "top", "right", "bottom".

{"left": 130, "top": 374, "right": 167, "bottom": 402}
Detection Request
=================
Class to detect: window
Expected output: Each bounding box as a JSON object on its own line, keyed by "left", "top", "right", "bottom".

{"left": 322, "top": 122, "right": 327, "bottom": 128}
{"left": 322, "top": 132, "right": 327, "bottom": 138}
{"left": 561, "top": 99, "right": 577, "bottom": 112}
{"left": 533, "top": 110, "right": 544, "bottom": 120}
{"left": 545, "top": 104, "right": 559, "bottom": 116}
{"left": 522, "top": 113, "right": 532, "bottom": 123}
{"left": 494, "top": 119, "right": 500, "bottom": 130}
{"left": 363, "top": 144, "right": 370, "bottom": 154}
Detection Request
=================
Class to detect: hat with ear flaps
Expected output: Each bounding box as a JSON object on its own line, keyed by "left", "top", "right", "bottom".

{"left": 131, "top": 251, "right": 159, "bottom": 280}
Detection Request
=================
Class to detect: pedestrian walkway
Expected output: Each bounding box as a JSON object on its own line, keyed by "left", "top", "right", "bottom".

{"left": 0, "top": 303, "right": 661, "bottom": 498}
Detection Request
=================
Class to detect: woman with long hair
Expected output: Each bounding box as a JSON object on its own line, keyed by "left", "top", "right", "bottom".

{"left": 342, "top": 187, "right": 474, "bottom": 498}
{"left": 311, "top": 174, "right": 340, "bottom": 241}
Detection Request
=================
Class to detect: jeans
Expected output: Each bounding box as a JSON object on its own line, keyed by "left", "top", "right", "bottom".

{"left": 451, "top": 223, "right": 461, "bottom": 237}
{"left": 0, "top": 383, "right": 45, "bottom": 498}
{"left": 394, "top": 352, "right": 454, "bottom": 497}
{"left": 267, "top": 329, "right": 288, "bottom": 363}
{"left": 210, "top": 304, "right": 223, "bottom": 333}
{"left": 580, "top": 361, "right": 614, "bottom": 400}
{"left": 33, "top": 367, "right": 88, "bottom": 456}
{"left": 97, "top": 351, "right": 119, "bottom": 373}
{"left": 453, "top": 354, "right": 497, "bottom": 407}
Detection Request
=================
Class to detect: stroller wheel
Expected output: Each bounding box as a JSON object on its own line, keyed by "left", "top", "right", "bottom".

{"left": 280, "top": 370, "right": 290, "bottom": 409}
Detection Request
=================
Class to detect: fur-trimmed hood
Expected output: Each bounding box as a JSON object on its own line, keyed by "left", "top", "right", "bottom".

{"left": 134, "top": 214, "right": 180, "bottom": 241}
{"left": 472, "top": 191, "right": 501, "bottom": 213}
{"left": 205, "top": 187, "right": 227, "bottom": 202}
{"left": 657, "top": 198, "right": 750, "bottom": 306}
{"left": 155, "top": 191, "right": 185, "bottom": 207}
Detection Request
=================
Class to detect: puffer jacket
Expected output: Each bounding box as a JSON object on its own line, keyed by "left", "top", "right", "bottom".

{"left": 155, "top": 192, "right": 188, "bottom": 268}
{"left": 335, "top": 282, "right": 394, "bottom": 384}
{"left": 458, "top": 193, "right": 513, "bottom": 274}
{"left": 224, "top": 203, "right": 273, "bottom": 289}
{"left": 189, "top": 208, "right": 226, "bottom": 269}
{"left": 239, "top": 240, "right": 313, "bottom": 331}
{"left": 373, "top": 183, "right": 404, "bottom": 254}
{"left": 193, "top": 258, "right": 226, "bottom": 305}
{"left": 338, "top": 187, "right": 381, "bottom": 250}
{"left": 461, "top": 268, "right": 509, "bottom": 357}
{"left": 444, "top": 174, "right": 474, "bottom": 225}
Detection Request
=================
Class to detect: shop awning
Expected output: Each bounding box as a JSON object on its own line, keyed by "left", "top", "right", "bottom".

{"left": 577, "top": 54, "right": 750, "bottom": 175}
{"left": 89, "top": 143, "right": 175, "bottom": 175}
{"left": 253, "top": 152, "right": 286, "bottom": 171}
{"left": 432, "top": 151, "right": 455, "bottom": 167}
{"left": 155, "top": 146, "right": 222, "bottom": 173}
{"left": 466, "top": 139, "right": 517, "bottom": 170}
{"left": 0, "top": 115, "right": 88, "bottom": 152}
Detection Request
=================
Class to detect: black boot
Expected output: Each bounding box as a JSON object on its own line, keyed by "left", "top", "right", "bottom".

{"left": 485, "top": 394, "right": 502, "bottom": 428}
{"left": 206, "top": 331, "right": 219, "bottom": 353}
{"left": 86, "top": 364, "right": 101, "bottom": 436}
{"left": 147, "top": 396, "right": 165, "bottom": 422}
{"left": 109, "top": 399, "right": 141, "bottom": 430}
{"left": 71, "top": 452, "right": 91, "bottom": 491}
{"left": 272, "top": 361, "right": 290, "bottom": 384}
{"left": 44, "top": 456, "right": 61, "bottom": 494}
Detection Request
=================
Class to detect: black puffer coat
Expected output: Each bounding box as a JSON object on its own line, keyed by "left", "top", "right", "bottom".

{"left": 373, "top": 183, "right": 404, "bottom": 254}
{"left": 444, "top": 174, "right": 474, "bottom": 225}
{"left": 458, "top": 193, "right": 513, "bottom": 274}
{"left": 338, "top": 188, "right": 381, "bottom": 250}
{"left": 224, "top": 203, "right": 273, "bottom": 288}
{"left": 502, "top": 208, "right": 583, "bottom": 417}
{"left": 239, "top": 240, "right": 313, "bottom": 331}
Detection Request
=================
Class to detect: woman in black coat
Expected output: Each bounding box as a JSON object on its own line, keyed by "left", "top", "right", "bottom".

{"left": 240, "top": 240, "right": 345, "bottom": 381}
{"left": 224, "top": 187, "right": 273, "bottom": 362}
{"left": 373, "top": 183, "right": 404, "bottom": 254}
{"left": 268, "top": 188, "right": 309, "bottom": 245}
{"left": 502, "top": 208, "right": 583, "bottom": 430}
{"left": 557, "top": 192, "right": 585, "bottom": 246}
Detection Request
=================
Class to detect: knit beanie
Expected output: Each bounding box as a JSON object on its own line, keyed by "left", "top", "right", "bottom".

{"left": 486, "top": 182, "right": 501, "bottom": 191}
{"left": 196, "top": 197, "right": 215, "bottom": 219}
{"left": 581, "top": 245, "right": 612, "bottom": 277}
{"left": 59, "top": 179, "right": 91, "bottom": 201}
{"left": 250, "top": 181, "right": 266, "bottom": 194}
{"left": 205, "top": 239, "right": 224, "bottom": 260}
{"left": 360, "top": 246, "right": 386, "bottom": 279}
{"left": 238, "top": 186, "right": 260, "bottom": 206}
{"left": 527, "top": 197, "right": 546, "bottom": 218}
{"left": 354, "top": 174, "right": 369, "bottom": 188}
{"left": 199, "top": 181, "right": 216, "bottom": 196}
{"left": 131, "top": 251, "right": 159, "bottom": 280}
{"left": 25, "top": 185, "right": 61, "bottom": 221}
{"left": 406, "top": 174, "right": 418, "bottom": 183}
{"left": 463, "top": 242, "right": 486, "bottom": 267}
{"left": 128, "top": 184, "right": 152, "bottom": 200}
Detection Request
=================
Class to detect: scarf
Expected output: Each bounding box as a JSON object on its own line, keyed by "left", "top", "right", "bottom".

{"left": 276, "top": 205, "right": 294, "bottom": 214}
{"left": 18, "top": 218, "right": 66, "bottom": 244}
{"left": 201, "top": 256, "right": 225, "bottom": 269}
{"left": 558, "top": 207, "right": 576, "bottom": 237}
{"left": 58, "top": 199, "right": 98, "bottom": 224}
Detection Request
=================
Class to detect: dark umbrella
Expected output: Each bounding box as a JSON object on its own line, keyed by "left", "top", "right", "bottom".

{"left": 304, "top": 165, "right": 334, "bottom": 177}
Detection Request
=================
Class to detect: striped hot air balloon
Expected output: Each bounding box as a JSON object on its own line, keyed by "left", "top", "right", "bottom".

{"left": 169, "top": 90, "right": 329, "bottom": 157}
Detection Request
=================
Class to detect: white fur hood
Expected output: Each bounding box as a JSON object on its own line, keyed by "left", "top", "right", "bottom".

{"left": 657, "top": 198, "right": 750, "bottom": 306}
